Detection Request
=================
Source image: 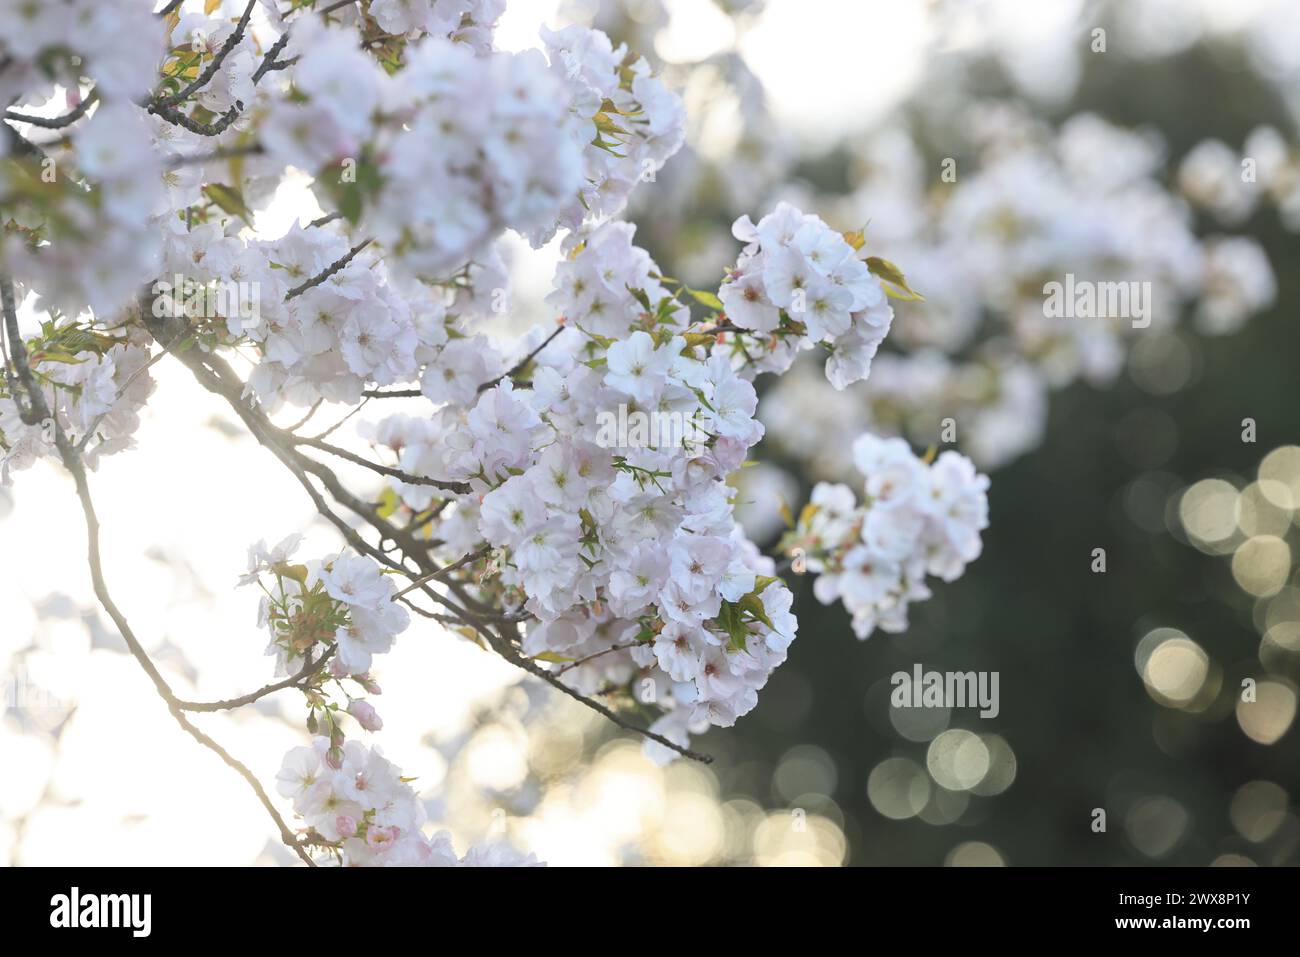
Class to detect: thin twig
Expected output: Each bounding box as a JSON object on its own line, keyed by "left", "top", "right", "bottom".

{"left": 484, "top": 619, "right": 712, "bottom": 764}
{"left": 317, "top": 0, "right": 362, "bottom": 16}
{"left": 144, "top": 315, "right": 711, "bottom": 765}
{"left": 554, "top": 640, "right": 641, "bottom": 676}
{"left": 175, "top": 643, "right": 335, "bottom": 712}
{"left": 4, "top": 88, "right": 99, "bottom": 129}
{"left": 166, "top": 141, "right": 265, "bottom": 168}
{"left": 477, "top": 324, "right": 565, "bottom": 394}
{"left": 250, "top": 32, "right": 294, "bottom": 84}
{"left": 153, "top": 1, "right": 259, "bottom": 110}
{"left": 3, "top": 276, "right": 315, "bottom": 866}
{"left": 284, "top": 240, "right": 373, "bottom": 300}
{"left": 151, "top": 101, "right": 243, "bottom": 137}
{"left": 393, "top": 545, "right": 492, "bottom": 598}
{"left": 149, "top": 22, "right": 291, "bottom": 138}
{"left": 304, "top": 396, "right": 368, "bottom": 442}
{"left": 284, "top": 399, "right": 323, "bottom": 433}
{"left": 294, "top": 433, "right": 471, "bottom": 494}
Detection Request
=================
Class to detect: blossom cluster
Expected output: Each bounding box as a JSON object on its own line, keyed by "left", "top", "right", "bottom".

{"left": 240, "top": 537, "right": 408, "bottom": 747}
{"left": 0, "top": 1, "right": 988, "bottom": 867}
{"left": 754, "top": 106, "right": 1279, "bottom": 474}
{"left": 718, "top": 202, "right": 896, "bottom": 389}
{"left": 1178, "top": 126, "right": 1300, "bottom": 232}
{"left": 364, "top": 0, "right": 505, "bottom": 52}
{"left": 322, "top": 201, "right": 915, "bottom": 758}
{"left": 0, "top": 326, "right": 155, "bottom": 481}
{"left": 246, "top": 539, "right": 551, "bottom": 866}
{"left": 180, "top": 222, "right": 434, "bottom": 408}
{"left": 261, "top": 20, "right": 683, "bottom": 282}
{"left": 277, "top": 739, "right": 541, "bottom": 867}
{"left": 367, "top": 220, "right": 802, "bottom": 754}
{"left": 146, "top": 21, "right": 681, "bottom": 412}
{"left": 540, "top": 25, "right": 686, "bottom": 231}
{"left": 264, "top": 25, "right": 582, "bottom": 279}
{"left": 2, "top": 102, "right": 166, "bottom": 324}
{"left": 0, "top": 1, "right": 162, "bottom": 103}
{"left": 760, "top": 349, "right": 1049, "bottom": 479}
{"left": 3, "top": 9, "right": 686, "bottom": 417}
{"left": 784, "top": 435, "right": 989, "bottom": 640}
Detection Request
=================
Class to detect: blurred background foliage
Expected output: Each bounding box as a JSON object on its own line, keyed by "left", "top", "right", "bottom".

{"left": 581, "top": 0, "right": 1300, "bottom": 866}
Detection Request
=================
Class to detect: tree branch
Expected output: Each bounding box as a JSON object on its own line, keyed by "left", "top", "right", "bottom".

{"left": 174, "top": 643, "right": 336, "bottom": 712}
{"left": 317, "top": 0, "right": 362, "bottom": 16}
{"left": 284, "top": 239, "right": 373, "bottom": 300}
{"left": 4, "top": 89, "right": 99, "bottom": 129}
{"left": 292, "top": 434, "right": 472, "bottom": 494}
{"left": 483, "top": 619, "right": 712, "bottom": 764}
{"left": 251, "top": 33, "right": 296, "bottom": 84}
{"left": 153, "top": 1, "right": 259, "bottom": 110}
{"left": 166, "top": 141, "right": 265, "bottom": 168}
{"left": 2, "top": 276, "right": 316, "bottom": 866}
{"left": 393, "top": 545, "right": 492, "bottom": 598}
{"left": 554, "top": 640, "right": 641, "bottom": 676}
{"left": 144, "top": 315, "right": 712, "bottom": 766}
{"left": 477, "top": 324, "right": 566, "bottom": 394}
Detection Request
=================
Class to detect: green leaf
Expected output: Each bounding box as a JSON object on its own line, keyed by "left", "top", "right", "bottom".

{"left": 272, "top": 561, "right": 310, "bottom": 584}
{"left": 376, "top": 485, "right": 401, "bottom": 521}
{"left": 593, "top": 112, "right": 630, "bottom": 136}
{"left": 685, "top": 287, "right": 724, "bottom": 311}
{"left": 532, "top": 651, "right": 574, "bottom": 663}
{"left": 713, "top": 601, "right": 750, "bottom": 652}
{"left": 202, "top": 183, "right": 253, "bottom": 224}
{"left": 31, "top": 350, "right": 85, "bottom": 364}
{"left": 738, "top": 592, "right": 773, "bottom": 629}
{"left": 866, "top": 256, "right": 925, "bottom": 302}
{"left": 589, "top": 135, "right": 627, "bottom": 158}
{"left": 577, "top": 326, "right": 616, "bottom": 349}
{"left": 680, "top": 333, "right": 716, "bottom": 353}
{"left": 338, "top": 187, "right": 362, "bottom": 225}
{"left": 627, "top": 284, "right": 652, "bottom": 314}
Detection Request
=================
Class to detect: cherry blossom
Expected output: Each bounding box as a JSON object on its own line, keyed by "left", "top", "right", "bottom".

{"left": 0, "top": 0, "right": 978, "bottom": 868}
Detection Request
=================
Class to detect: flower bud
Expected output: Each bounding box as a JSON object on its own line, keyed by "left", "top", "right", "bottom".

{"left": 348, "top": 699, "right": 383, "bottom": 732}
